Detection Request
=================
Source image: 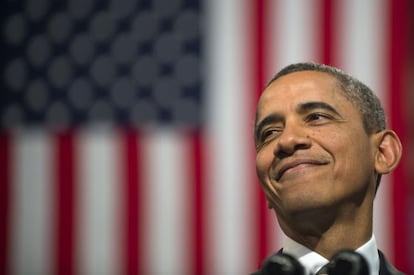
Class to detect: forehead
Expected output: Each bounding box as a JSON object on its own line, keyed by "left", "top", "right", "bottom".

{"left": 257, "top": 71, "right": 354, "bottom": 119}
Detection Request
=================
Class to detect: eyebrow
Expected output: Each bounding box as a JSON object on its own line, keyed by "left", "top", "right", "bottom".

{"left": 297, "top": 101, "right": 341, "bottom": 116}
{"left": 254, "top": 101, "right": 341, "bottom": 143}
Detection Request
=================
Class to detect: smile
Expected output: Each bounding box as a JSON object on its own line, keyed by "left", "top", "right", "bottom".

{"left": 275, "top": 159, "right": 328, "bottom": 181}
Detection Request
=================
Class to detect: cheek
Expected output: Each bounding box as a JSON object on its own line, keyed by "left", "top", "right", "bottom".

{"left": 256, "top": 142, "right": 276, "bottom": 167}
{"left": 256, "top": 152, "right": 281, "bottom": 208}
{"left": 255, "top": 149, "right": 275, "bottom": 188}
{"left": 255, "top": 152, "right": 268, "bottom": 182}
{"left": 329, "top": 134, "right": 374, "bottom": 189}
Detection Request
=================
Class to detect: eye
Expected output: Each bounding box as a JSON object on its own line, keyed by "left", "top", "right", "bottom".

{"left": 255, "top": 127, "right": 282, "bottom": 150}
{"left": 308, "top": 113, "right": 324, "bottom": 120}
{"left": 260, "top": 128, "right": 281, "bottom": 143}
{"left": 306, "top": 113, "right": 331, "bottom": 123}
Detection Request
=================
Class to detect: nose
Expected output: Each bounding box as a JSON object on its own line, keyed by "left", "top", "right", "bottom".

{"left": 273, "top": 122, "right": 311, "bottom": 158}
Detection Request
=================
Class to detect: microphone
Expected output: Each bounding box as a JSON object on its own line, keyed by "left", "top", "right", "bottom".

{"left": 325, "top": 250, "right": 369, "bottom": 275}
{"left": 261, "top": 253, "right": 305, "bottom": 275}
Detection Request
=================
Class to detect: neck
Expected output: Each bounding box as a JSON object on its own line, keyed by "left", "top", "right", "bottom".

{"left": 277, "top": 203, "right": 373, "bottom": 259}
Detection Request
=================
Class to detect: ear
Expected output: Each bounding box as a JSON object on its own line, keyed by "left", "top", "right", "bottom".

{"left": 374, "top": 130, "right": 403, "bottom": 174}
{"left": 267, "top": 199, "right": 274, "bottom": 209}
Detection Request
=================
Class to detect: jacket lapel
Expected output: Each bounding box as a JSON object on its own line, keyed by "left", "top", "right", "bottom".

{"left": 378, "top": 250, "right": 405, "bottom": 275}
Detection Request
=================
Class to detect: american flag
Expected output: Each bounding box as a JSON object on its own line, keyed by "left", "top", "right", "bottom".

{"left": 0, "top": 0, "right": 411, "bottom": 274}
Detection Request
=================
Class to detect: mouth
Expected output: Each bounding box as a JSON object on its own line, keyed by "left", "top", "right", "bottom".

{"left": 275, "top": 159, "right": 328, "bottom": 181}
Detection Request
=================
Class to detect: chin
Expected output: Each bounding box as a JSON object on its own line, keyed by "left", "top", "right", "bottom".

{"left": 277, "top": 194, "right": 336, "bottom": 217}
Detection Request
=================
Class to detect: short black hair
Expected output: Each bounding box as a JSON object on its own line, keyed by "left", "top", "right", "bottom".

{"left": 266, "top": 62, "right": 386, "bottom": 134}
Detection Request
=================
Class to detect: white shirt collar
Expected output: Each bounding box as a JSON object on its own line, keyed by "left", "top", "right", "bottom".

{"left": 355, "top": 235, "right": 380, "bottom": 275}
{"left": 282, "top": 235, "right": 379, "bottom": 275}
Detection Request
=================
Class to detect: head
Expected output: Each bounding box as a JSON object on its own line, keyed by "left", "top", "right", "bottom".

{"left": 254, "top": 62, "right": 402, "bottom": 230}
{"left": 256, "top": 62, "right": 395, "bottom": 192}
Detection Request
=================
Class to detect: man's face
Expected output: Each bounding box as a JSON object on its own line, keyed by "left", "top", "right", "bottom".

{"left": 255, "top": 71, "right": 377, "bottom": 219}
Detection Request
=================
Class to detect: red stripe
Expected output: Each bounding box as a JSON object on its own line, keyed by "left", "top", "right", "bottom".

{"left": 389, "top": 0, "right": 410, "bottom": 272}
{"left": 54, "top": 131, "right": 77, "bottom": 275}
{"left": 252, "top": 0, "right": 270, "bottom": 266}
{"left": 321, "top": 0, "right": 334, "bottom": 65}
{"left": 0, "top": 133, "right": 11, "bottom": 275}
{"left": 121, "top": 130, "right": 140, "bottom": 275}
{"left": 190, "top": 131, "right": 205, "bottom": 275}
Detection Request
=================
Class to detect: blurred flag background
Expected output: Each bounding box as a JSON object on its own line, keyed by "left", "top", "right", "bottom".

{"left": 0, "top": 0, "right": 412, "bottom": 274}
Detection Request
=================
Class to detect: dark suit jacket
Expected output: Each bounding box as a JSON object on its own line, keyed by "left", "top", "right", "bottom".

{"left": 252, "top": 249, "right": 404, "bottom": 275}
{"left": 378, "top": 250, "right": 405, "bottom": 275}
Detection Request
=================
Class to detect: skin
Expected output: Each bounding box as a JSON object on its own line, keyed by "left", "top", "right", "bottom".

{"left": 255, "top": 71, "right": 402, "bottom": 259}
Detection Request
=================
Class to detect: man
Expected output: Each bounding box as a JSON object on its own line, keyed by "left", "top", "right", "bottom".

{"left": 252, "top": 63, "right": 404, "bottom": 275}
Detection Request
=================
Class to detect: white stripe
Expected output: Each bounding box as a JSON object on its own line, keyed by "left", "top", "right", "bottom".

{"left": 77, "top": 128, "right": 120, "bottom": 275}
{"left": 374, "top": 176, "right": 393, "bottom": 258}
{"left": 268, "top": 0, "right": 321, "bottom": 77}
{"left": 142, "top": 130, "right": 191, "bottom": 274}
{"left": 10, "top": 130, "right": 52, "bottom": 275}
{"left": 267, "top": 211, "right": 284, "bottom": 255}
{"left": 336, "top": 0, "right": 388, "bottom": 96}
{"left": 335, "top": 0, "right": 391, "bottom": 257}
{"left": 266, "top": 0, "right": 322, "bottom": 251}
{"left": 205, "top": 0, "right": 255, "bottom": 273}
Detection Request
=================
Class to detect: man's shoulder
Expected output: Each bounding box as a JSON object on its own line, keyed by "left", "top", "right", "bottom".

{"left": 378, "top": 250, "right": 405, "bottom": 275}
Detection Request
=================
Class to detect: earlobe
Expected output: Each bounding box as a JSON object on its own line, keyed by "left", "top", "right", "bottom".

{"left": 267, "top": 199, "right": 273, "bottom": 209}
{"left": 374, "top": 130, "right": 403, "bottom": 174}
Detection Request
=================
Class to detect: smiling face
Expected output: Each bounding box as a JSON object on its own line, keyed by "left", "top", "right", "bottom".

{"left": 255, "top": 71, "right": 379, "bottom": 227}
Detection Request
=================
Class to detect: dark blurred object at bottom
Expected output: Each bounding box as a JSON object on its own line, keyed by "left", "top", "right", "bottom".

{"left": 325, "top": 250, "right": 369, "bottom": 275}
{"left": 253, "top": 250, "right": 370, "bottom": 275}
{"left": 259, "top": 253, "right": 305, "bottom": 275}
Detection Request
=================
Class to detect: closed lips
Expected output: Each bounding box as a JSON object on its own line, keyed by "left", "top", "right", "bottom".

{"left": 275, "top": 159, "right": 329, "bottom": 181}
